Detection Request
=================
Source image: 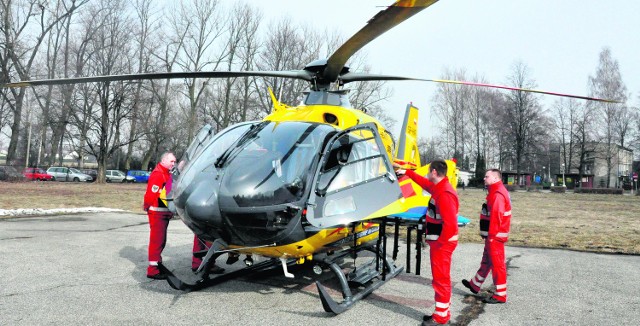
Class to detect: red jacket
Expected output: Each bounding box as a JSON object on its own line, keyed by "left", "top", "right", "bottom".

{"left": 485, "top": 181, "right": 511, "bottom": 242}
{"left": 406, "top": 170, "right": 459, "bottom": 244}
{"left": 143, "top": 164, "right": 172, "bottom": 212}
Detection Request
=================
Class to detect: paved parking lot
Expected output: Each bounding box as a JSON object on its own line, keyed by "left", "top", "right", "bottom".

{"left": 1, "top": 212, "right": 638, "bottom": 325}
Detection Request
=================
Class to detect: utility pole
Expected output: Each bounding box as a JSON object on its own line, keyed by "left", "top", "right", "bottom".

{"left": 25, "top": 91, "right": 31, "bottom": 169}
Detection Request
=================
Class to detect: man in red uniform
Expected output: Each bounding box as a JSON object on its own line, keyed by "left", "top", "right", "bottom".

{"left": 143, "top": 152, "right": 176, "bottom": 279}
{"left": 461, "top": 168, "right": 511, "bottom": 304}
{"left": 396, "top": 160, "right": 459, "bottom": 325}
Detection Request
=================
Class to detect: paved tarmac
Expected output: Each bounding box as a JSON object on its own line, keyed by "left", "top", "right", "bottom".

{"left": 1, "top": 212, "right": 638, "bottom": 325}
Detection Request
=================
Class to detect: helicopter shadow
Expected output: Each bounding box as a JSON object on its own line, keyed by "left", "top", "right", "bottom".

{"left": 119, "top": 242, "right": 437, "bottom": 318}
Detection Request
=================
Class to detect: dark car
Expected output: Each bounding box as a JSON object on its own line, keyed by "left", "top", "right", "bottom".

{"left": 127, "top": 170, "right": 150, "bottom": 183}
{"left": 0, "top": 166, "right": 27, "bottom": 182}
{"left": 23, "top": 167, "right": 54, "bottom": 181}
{"left": 81, "top": 169, "right": 98, "bottom": 182}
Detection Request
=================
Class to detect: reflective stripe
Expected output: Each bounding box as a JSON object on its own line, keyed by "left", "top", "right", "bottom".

{"left": 495, "top": 290, "right": 507, "bottom": 296}
{"left": 425, "top": 234, "right": 439, "bottom": 241}
{"left": 496, "top": 284, "right": 507, "bottom": 290}
{"left": 149, "top": 261, "right": 159, "bottom": 266}
{"left": 504, "top": 210, "right": 512, "bottom": 216}
{"left": 435, "top": 213, "right": 441, "bottom": 220}
{"left": 448, "top": 235, "right": 459, "bottom": 241}
{"left": 479, "top": 231, "right": 488, "bottom": 236}
{"left": 471, "top": 278, "right": 482, "bottom": 288}
{"left": 149, "top": 206, "right": 170, "bottom": 212}
{"left": 474, "top": 274, "right": 485, "bottom": 281}
{"left": 496, "top": 232, "right": 509, "bottom": 238}
{"left": 433, "top": 310, "right": 448, "bottom": 317}
{"left": 435, "top": 301, "right": 450, "bottom": 308}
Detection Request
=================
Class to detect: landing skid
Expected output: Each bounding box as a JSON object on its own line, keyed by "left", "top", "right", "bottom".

{"left": 315, "top": 245, "right": 404, "bottom": 314}
{"left": 158, "top": 240, "right": 403, "bottom": 314}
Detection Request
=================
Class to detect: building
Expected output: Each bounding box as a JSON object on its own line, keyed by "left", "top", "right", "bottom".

{"left": 551, "top": 142, "right": 633, "bottom": 188}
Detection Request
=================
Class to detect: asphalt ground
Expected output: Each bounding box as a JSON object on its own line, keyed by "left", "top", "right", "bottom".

{"left": 1, "top": 212, "right": 638, "bottom": 325}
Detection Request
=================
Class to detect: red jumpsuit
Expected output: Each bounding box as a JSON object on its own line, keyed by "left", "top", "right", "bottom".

{"left": 406, "top": 170, "right": 459, "bottom": 324}
{"left": 192, "top": 235, "right": 208, "bottom": 270}
{"left": 467, "top": 181, "right": 511, "bottom": 302}
{"left": 143, "top": 163, "right": 173, "bottom": 277}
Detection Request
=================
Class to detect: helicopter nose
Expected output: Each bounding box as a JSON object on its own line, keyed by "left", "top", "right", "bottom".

{"left": 184, "top": 177, "right": 222, "bottom": 227}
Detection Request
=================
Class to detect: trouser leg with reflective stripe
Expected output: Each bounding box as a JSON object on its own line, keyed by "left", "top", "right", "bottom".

{"left": 429, "top": 240, "right": 457, "bottom": 324}
{"left": 488, "top": 237, "right": 507, "bottom": 302}
{"left": 470, "top": 238, "right": 493, "bottom": 292}
{"left": 192, "top": 235, "right": 209, "bottom": 269}
{"left": 147, "top": 211, "right": 172, "bottom": 275}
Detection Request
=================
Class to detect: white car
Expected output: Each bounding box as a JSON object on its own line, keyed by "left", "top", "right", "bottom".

{"left": 105, "top": 170, "right": 135, "bottom": 183}
{"left": 46, "top": 167, "right": 93, "bottom": 182}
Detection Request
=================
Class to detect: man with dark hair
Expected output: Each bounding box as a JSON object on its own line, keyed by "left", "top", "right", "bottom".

{"left": 143, "top": 152, "right": 176, "bottom": 279}
{"left": 395, "top": 159, "right": 459, "bottom": 325}
{"left": 461, "top": 168, "right": 511, "bottom": 304}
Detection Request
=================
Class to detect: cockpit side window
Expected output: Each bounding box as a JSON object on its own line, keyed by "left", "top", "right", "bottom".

{"left": 317, "top": 130, "right": 388, "bottom": 195}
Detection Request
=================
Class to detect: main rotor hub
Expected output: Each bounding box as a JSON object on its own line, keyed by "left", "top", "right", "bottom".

{"left": 304, "top": 59, "right": 350, "bottom": 90}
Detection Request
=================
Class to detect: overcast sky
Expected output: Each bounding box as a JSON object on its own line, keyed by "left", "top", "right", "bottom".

{"left": 249, "top": 0, "right": 639, "bottom": 137}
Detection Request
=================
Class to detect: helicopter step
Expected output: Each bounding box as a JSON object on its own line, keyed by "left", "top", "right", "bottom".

{"left": 159, "top": 258, "right": 284, "bottom": 292}
{"left": 315, "top": 245, "right": 404, "bottom": 315}
{"left": 347, "top": 259, "right": 380, "bottom": 286}
{"left": 159, "top": 238, "right": 282, "bottom": 292}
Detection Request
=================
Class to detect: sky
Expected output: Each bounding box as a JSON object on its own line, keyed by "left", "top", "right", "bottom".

{"left": 249, "top": 0, "right": 640, "bottom": 138}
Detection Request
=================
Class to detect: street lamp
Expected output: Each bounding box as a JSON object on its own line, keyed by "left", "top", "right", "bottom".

{"left": 542, "top": 166, "right": 546, "bottom": 182}
{"left": 561, "top": 163, "right": 566, "bottom": 187}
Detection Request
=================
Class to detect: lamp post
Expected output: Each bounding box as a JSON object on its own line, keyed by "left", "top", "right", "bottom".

{"left": 562, "top": 163, "right": 566, "bottom": 187}
{"left": 542, "top": 166, "right": 546, "bottom": 183}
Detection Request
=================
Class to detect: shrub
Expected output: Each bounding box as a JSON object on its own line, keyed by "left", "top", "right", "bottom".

{"left": 505, "top": 184, "right": 520, "bottom": 191}
{"left": 527, "top": 185, "right": 542, "bottom": 192}
{"left": 574, "top": 188, "right": 623, "bottom": 195}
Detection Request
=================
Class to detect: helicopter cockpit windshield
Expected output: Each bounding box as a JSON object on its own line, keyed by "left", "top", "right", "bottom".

{"left": 220, "top": 121, "right": 336, "bottom": 207}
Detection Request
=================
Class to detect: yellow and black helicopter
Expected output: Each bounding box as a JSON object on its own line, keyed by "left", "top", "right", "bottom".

{"left": 2, "top": 0, "right": 617, "bottom": 314}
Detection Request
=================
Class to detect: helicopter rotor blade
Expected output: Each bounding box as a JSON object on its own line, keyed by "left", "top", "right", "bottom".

{"left": 1, "top": 70, "right": 313, "bottom": 88}
{"left": 340, "top": 72, "right": 621, "bottom": 103}
{"left": 323, "top": 0, "right": 439, "bottom": 82}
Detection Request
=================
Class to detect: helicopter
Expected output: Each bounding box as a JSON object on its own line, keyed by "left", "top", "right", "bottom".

{"left": 2, "top": 0, "right": 618, "bottom": 315}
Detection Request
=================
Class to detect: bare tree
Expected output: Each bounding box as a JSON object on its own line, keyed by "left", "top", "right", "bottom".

{"left": 78, "top": 0, "right": 135, "bottom": 182}
{"left": 432, "top": 67, "right": 470, "bottom": 165}
{"left": 254, "top": 18, "right": 323, "bottom": 114}
{"left": 203, "top": 2, "right": 262, "bottom": 131}
{"left": 171, "top": 0, "right": 226, "bottom": 144}
{"left": 0, "top": 0, "right": 87, "bottom": 164}
{"left": 345, "top": 53, "right": 395, "bottom": 130}
{"left": 501, "top": 61, "right": 545, "bottom": 183}
{"left": 468, "top": 83, "right": 499, "bottom": 181}
{"left": 552, "top": 98, "right": 580, "bottom": 172}
{"left": 418, "top": 137, "right": 445, "bottom": 164}
{"left": 123, "top": 0, "right": 157, "bottom": 170}
{"left": 572, "top": 102, "right": 597, "bottom": 188}
{"left": 589, "top": 47, "right": 628, "bottom": 187}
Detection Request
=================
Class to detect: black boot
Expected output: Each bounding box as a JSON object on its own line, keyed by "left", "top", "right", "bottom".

{"left": 461, "top": 279, "right": 479, "bottom": 294}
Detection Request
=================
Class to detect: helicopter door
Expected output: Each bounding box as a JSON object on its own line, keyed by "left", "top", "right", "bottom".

{"left": 306, "top": 123, "right": 401, "bottom": 228}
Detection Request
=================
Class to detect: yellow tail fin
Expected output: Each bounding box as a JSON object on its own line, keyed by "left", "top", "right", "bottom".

{"left": 394, "top": 103, "right": 421, "bottom": 167}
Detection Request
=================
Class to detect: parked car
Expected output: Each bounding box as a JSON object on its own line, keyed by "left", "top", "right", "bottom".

{"left": 0, "top": 165, "right": 26, "bottom": 182}
{"left": 46, "top": 166, "right": 93, "bottom": 182}
{"left": 23, "top": 167, "right": 54, "bottom": 181}
{"left": 81, "top": 169, "right": 98, "bottom": 182}
{"left": 127, "top": 170, "right": 150, "bottom": 183}
{"left": 105, "top": 170, "right": 135, "bottom": 183}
